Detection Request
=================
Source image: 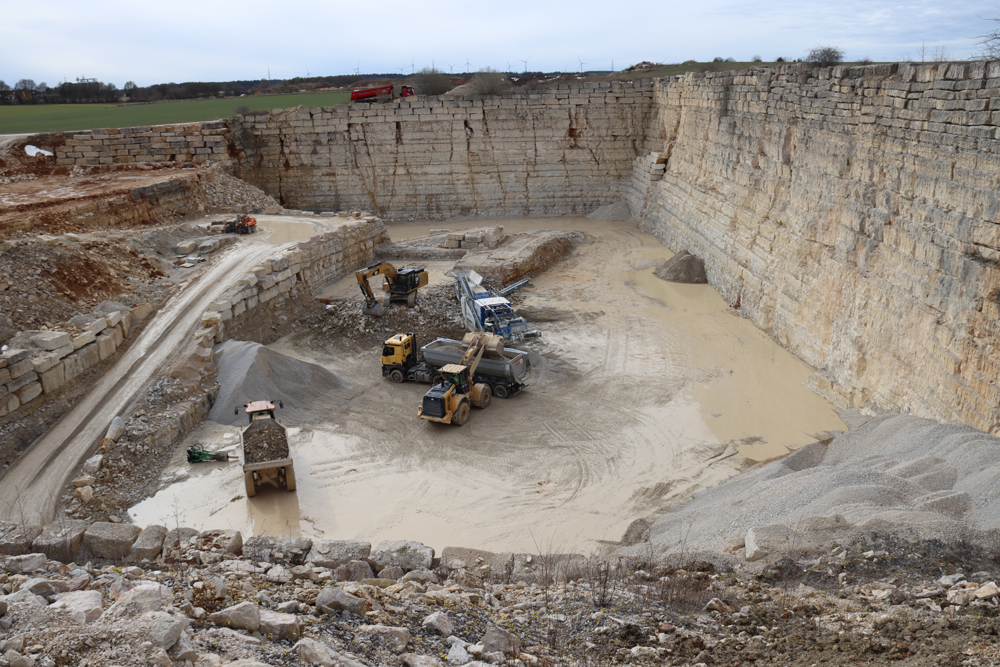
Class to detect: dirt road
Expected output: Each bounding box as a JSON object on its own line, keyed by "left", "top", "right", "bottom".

{"left": 0, "top": 240, "right": 287, "bottom": 525}
{"left": 132, "top": 217, "right": 846, "bottom": 552}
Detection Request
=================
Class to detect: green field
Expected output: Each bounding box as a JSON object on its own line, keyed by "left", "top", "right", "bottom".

{"left": 0, "top": 91, "right": 351, "bottom": 135}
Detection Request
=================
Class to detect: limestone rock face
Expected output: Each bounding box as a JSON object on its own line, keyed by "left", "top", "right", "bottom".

{"left": 624, "top": 62, "right": 1000, "bottom": 433}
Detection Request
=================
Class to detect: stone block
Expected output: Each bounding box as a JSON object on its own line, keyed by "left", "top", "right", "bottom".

{"left": 0, "top": 393, "right": 19, "bottom": 417}
{"left": 0, "top": 525, "right": 43, "bottom": 556}
{"left": 32, "top": 351, "right": 62, "bottom": 374}
{"left": 8, "top": 370, "right": 38, "bottom": 393}
{"left": 77, "top": 342, "right": 100, "bottom": 370}
{"left": 129, "top": 524, "right": 168, "bottom": 562}
{"left": 95, "top": 333, "right": 116, "bottom": 360}
{"left": 32, "top": 521, "right": 89, "bottom": 562}
{"left": 370, "top": 540, "right": 434, "bottom": 572}
{"left": 5, "top": 552, "right": 47, "bottom": 573}
{"left": 0, "top": 349, "right": 30, "bottom": 365}
{"left": 444, "top": 239, "right": 461, "bottom": 248}
{"left": 131, "top": 303, "right": 152, "bottom": 321}
{"left": 103, "top": 310, "right": 122, "bottom": 328}
{"left": 84, "top": 522, "right": 143, "bottom": 560}
{"left": 15, "top": 381, "right": 42, "bottom": 404}
{"left": 306, "top": 540, "right": 372, "bottom": 569}
{"left": 72, "top": 331, "right": 96, "bottom": 349}
{"left": 32, "top": 331, "right": 70, "bottom": 351}
{"left": 8, "top": 359, "right": 34, "bottom": 380}
{"left": 63, "top": 353, "right": 83, "bottom": 381}
{"left": 50, "top": 589, "right": 103, "bottom": 624}
{"left": 259, "top": 609, "right": 303, "bottom": 641}
{"left": 39, "top": 362, "right": 66, "bottom": 394}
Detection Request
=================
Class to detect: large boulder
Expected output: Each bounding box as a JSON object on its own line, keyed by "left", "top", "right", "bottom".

{"left": 259, "top": 609, "right": 303, "bottom": 641}
{"left": 315, "top": 587, "right": 366, "bottom": 616}
{"left": 653, "top": 250, "right": 708, "bottom": 284}
{"left": 129, "top": 525, "right": 168, "bottom": 561}
{"left": 208, "top": 601, "right": 260, "bottom": 631}
{"left": 5, "top": 553, "right": 47, "bottom": 573}
{"left": 105, "top": 581, "right": 170, "bottom": 618}
{"left": 84, "top": 522, "right": 142, "bottom": 560}
{"left": 355, "top": 625, "right": 411, "bottom": 653}
{"left": 480, "top": 626, "right": 520, "bottom": 655}
{"left": 0, "top": 526, "right": 43, "bottom": 556}
{"left": 142, "top": 611, "right": 188, "bottom": 651}
{"left": 369, "top": 540, "right": 433, "bottom": 572}
{"left": 50, "top": 590, "right": 103, "bottom": 624}
{"left": 293, "top": 638, "right": 367, "bottom": 667}
{"left": 32, "top": 521, "right": 89, "bottom": 562}
{"left": 305, "top": 540, "right": 371, "bottom": 569}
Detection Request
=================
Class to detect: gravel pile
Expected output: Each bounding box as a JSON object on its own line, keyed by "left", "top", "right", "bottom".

{"left": 209, "top": 340, "right": 357, "bottom": 427}
{"left": 203, "top": 169, "right": 278, "bottom": 211}
{"left": 629, "top": 409, "right": 1000, "bottom": 559}
{"left": 586, "top": 200, "right": 632, "bottom": 221}
{"left": 243, "top": 421, "right": 290, "bottom": 463}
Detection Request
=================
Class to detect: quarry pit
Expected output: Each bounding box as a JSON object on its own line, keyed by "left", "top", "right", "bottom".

{"left": 3, "top": 60, "right": 1000, "bottom": 666}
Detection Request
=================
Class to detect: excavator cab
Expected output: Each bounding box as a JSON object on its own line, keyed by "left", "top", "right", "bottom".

{"left": 356, "top": 262, "right": 428, "bottom": 315}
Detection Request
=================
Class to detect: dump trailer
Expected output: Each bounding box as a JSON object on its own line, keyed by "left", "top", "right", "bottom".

{"left": 382, "top": 333, "right": 530, "bottom": 398}
{"left": 350, "top": 84, "right": 415, "bottom": 102}
{"left": 236, "top": 400, "right": 295, "bottom": 497}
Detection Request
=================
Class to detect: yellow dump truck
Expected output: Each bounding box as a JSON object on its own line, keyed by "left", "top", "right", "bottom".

{"left": 236, "top": 400, "right": 296, "bottom": 497}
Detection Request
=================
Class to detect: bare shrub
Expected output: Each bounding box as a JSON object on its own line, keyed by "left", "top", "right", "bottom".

{"left": 806, "top": 46, "right": 845, "bottom": 67}
{"left": 232, "top": 104, "right": 250, "bottom": 116}
{"left": 410, "top": 67, "right": 451, "bottom": 96}
{"left": 468, "top": 68, "right": 511, "bottom": 96}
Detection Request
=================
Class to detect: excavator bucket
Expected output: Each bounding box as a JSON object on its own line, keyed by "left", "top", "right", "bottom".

{"left": 363, "top": 302, "right": 386, "bottom": 316}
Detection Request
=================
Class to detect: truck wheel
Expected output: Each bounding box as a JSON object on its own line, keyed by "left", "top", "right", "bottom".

{"left": 493, "top": 384, "right": 509, "bottom": 399}
{"left": 285, "top": 464, "right": 296, "bottom": 491}
{"left": 475, "top": 384, "right": 491, "bottom": 409}
{"left": 389, "top": 369, "right": 404, "bottom": 383}
{"left": 244, "top": 471, "right": 256, "bottom": 498}
{"left": 407, "top": 291, "right": 416, "bottom": 308}
{"left": 453, "top": 400, "right": 470, "bottom": 426}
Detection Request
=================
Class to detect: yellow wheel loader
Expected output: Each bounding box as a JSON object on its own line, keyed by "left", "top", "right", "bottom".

{"left": 355, "top": 262, "right": 428, "bottom": 316}
{"left": 417, "top": 332, "right": 504, "bottom": 426}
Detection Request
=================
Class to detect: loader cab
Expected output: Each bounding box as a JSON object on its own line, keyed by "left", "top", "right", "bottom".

{"left": 382, "top": 332, "right": 416, "bottom": 366}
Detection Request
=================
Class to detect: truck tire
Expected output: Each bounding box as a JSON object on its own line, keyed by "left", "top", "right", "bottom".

{"left": 493, "top": 384, "right": 509, "bottom": 399}
{"left": 389, "top": 368, "right": 404, "bottom": 383}
{"left": 407, "top": 291, "right": 416, "bottom": 308}
{"left": 475, "top": 384, "right": 491, "bottom": 409}
{"left": 453, "top": 400, "right": 470, "bottom": 426}
{"left": 245, "top": 471, "right": 256, "bottom": 498}
{"left": 285, "top": 464, "right": 296, "bottom": 492}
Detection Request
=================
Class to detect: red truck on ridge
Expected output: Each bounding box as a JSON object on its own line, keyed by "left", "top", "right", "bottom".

{"left": 350, "top": 84, "right": 415, "bottom": 102}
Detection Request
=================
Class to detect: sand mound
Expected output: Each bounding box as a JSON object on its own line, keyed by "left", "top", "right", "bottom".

{"left": 586, "top": 201, "right": 632, "bottom": 221}
{"left": 654, "top": 251, "right": 708, "bottom": 284}
{"left": 209, "top": 340, "right": 358, "bottom": 426}
{"left": 629, "top": 411, "right": 1000, "bottom": 558}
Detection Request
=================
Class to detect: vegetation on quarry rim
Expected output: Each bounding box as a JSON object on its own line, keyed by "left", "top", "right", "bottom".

{"left": 0, "top": 91, "right": 350, "bottom": 134}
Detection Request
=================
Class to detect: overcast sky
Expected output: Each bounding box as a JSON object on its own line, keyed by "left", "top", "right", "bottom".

{"left": 1, "top": 0, "right": 995, "bottom": 87}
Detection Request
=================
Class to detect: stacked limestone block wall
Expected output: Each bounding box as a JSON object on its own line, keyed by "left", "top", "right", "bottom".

{"left": 627, "top": 62, "right": 1000, "bottom": 432}
{"left": 52, "top": 122, "right": 229, "bottom": 167}
{"left": 227, "top": 83, "right": 654, "bottom": 218}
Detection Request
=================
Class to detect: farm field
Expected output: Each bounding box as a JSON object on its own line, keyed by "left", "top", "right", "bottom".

{"left": 0, "top": 91, "right": 351, "bottom": 135}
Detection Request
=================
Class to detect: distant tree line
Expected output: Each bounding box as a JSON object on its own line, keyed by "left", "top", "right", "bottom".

{"left": 0, "top": 73, "right": 398, "bottom": 105}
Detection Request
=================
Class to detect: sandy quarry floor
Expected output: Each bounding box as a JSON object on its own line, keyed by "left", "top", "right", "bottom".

{"left": 131, "top": 216, "right": 846, "bottom": 552}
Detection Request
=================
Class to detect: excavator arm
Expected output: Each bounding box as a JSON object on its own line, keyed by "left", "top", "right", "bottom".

{"left": 356, "top": 262, "right": 399, "bottom": 313}
{"left": 459, "top": 332, "right": 504, "bottom": 377}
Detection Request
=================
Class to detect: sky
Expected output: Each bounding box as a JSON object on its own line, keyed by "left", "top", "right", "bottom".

{"left": 1, "top": 0, "right": 995, "bottom": 87}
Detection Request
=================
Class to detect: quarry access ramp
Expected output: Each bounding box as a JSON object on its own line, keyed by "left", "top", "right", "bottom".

{"left": 0, "top": 240, "right": 288, "bottom": 525}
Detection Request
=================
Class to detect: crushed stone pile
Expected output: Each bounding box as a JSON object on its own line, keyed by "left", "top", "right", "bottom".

{"left": 203, "top": 169, "right": 279, "bottom": 211}
{"left": 209, "top": 341, "right": 358, "bottom": 427}
{"left": 628, "top": 410, "right": 1000, "bottom": 561}
{"left": 586, "top": 200, "right": 633, "bottom": 221}
{"left": 243, "top": 421, "right": 290, "bottom": 463}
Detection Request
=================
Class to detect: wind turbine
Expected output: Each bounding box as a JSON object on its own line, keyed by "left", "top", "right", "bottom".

{"left": 410, "top": 58, "right": 416, "bottom": 74}
{"left": 464, "top": 54, "right": 472, "bottom": 72}
{"left": 355, "top": 62, "right": 361, "bottom": 77}
{"left": 519, "top": 56, "right": 531, "bottom": 73}
{"left": 447, "top": 62, "right": 454, "bottom": 73}
{"left": 506, "top": 58, "right": 511, "bottom": 72}
{"left": 577, "top": 56, "right": 587, "bottom": 73}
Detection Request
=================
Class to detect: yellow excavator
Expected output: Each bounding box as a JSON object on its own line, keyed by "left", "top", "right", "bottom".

{"left": 355, "top": 262, "right": 429, "bottom": 315}
{"left": 417, "top": 332, "right": 503, "bottom": 426}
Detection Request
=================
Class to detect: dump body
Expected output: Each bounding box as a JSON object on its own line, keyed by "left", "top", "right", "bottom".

{"left": 422, "top": 338, "right": 530, "bottom": 386}
{"left": 239, "top": 400, "right": 295, "bottom": 497}
{"left": 350, "top": 84, "right": 415, "bottom": 101}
